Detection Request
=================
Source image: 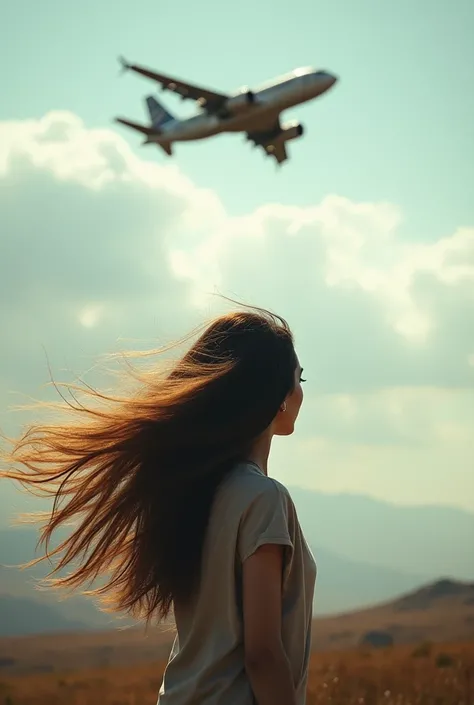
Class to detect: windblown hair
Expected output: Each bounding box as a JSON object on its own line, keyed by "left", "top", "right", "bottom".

{"left": 0, "top": 307, "right": 297, "bottom": 625}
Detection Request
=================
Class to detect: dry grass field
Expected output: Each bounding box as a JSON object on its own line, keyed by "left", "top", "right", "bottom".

{"left": 1, "top": 581, "right": 472, "bottom": 703}
{"left": 0, "top": 641, "right": 473, "bottom": 705}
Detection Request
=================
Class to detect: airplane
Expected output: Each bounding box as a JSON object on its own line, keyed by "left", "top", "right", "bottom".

{"left": 115, "top": 59, "right": 338, "bottom": 165}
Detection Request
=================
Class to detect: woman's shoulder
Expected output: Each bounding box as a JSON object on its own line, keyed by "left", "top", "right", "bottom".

{"left": 216, "top": 461, "right": 294, "bottom": 515}
{"left": 229, "top": 460, "right": 288, "bottom": 490}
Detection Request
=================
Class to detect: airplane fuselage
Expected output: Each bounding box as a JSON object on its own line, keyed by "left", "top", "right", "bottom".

{"left": 145, "top": 68, "right": 336, "bottom": 145}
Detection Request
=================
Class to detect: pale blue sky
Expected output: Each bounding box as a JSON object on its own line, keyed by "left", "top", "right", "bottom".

{"left": 1, "top": 0, "right": 473, "bottom": 516}
{"left": 2, "top": 0, "right": 473, "bottom": 234}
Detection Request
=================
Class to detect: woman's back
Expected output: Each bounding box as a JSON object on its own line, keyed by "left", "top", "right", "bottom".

{"left": 158, "top": 461, "right": 317, "bottom": 705}
{"left": 1, "top": 307, "right": 314, "bottom": 704}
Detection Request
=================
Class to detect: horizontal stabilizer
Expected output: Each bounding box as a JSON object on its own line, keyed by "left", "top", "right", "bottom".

{"left": 114, "top": 117, "right": 154, "bottom": 136}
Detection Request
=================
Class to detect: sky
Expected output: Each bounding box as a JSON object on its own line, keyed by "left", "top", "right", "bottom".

{"left": 1, "top": 0, "right": 473, "bottom": 518}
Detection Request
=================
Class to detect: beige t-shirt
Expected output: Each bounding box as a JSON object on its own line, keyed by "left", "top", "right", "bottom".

{"left": 158, "top": 461, "right": 317, "bottom": 705}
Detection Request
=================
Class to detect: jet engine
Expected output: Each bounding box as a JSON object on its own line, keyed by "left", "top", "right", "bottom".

{"left": 277, "top": 121, "right": 304, "bottom": 142}
{"left": 224, "top": 88, "right": 255, "bottom": 115}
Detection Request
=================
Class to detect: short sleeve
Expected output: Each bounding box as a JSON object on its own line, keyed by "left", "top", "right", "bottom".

{"left": 237, "top": 481, "right": 294, "bottom": 567}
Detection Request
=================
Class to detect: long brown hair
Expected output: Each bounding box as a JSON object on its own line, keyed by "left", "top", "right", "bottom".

{"left": 0, "top": 307, "right": 297, "bottom": 625}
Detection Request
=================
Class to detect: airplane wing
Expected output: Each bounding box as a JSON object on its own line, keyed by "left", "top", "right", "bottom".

{"left": 119, "top": 57, "right": 228, "bottom": 111}
{"left": 246, "top": 118, "right": 289, "bottom": 165}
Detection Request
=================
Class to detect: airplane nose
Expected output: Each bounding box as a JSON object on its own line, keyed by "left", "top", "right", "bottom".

{"left": 314, "top": 71, "right": 338, "bottom": 91}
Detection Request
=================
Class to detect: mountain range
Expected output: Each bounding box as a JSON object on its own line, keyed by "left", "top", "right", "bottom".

{"left": 0, "top": 488, "right": 473, "bottom": 637}
{"left": 1, "top": 578, "right": 473, "bottom": 676}
{"left": 287, "top": 487, "right": 474, "bottom": 579}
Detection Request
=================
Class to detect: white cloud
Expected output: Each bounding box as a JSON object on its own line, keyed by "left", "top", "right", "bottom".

{"left": 171, "top": 196, "right": 474, "bottom": 348}
{"left": 0, "top": 111, "right": 473, "bottom": 509}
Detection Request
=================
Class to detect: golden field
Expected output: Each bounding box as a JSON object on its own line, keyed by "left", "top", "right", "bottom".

{"left": 1, "top": 580, "right": 473, "bottom": 703}
{"left": 0, "top": 641, "right": 473, "bottom": 704}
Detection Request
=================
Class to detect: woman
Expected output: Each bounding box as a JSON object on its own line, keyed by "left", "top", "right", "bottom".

{"left": 1, "top": 307, "right": 317, "bottom": 705}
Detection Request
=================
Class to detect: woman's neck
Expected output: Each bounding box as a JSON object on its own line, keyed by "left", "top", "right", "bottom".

{"left": 246, "top": 431, "right": 273, "bottom": 476}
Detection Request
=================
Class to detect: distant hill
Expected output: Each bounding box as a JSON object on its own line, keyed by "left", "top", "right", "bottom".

{"left": 287, "top": 487, "right": 474, "bottom": 580}
{"left": 3, "top": 486, "right": 473, "bottom": 579}
{"left": 1, "top": 488, "right": 473, "bottom": 637}
{"left": 0, "top": 526, "right": 428, "bottom": 636}
{"left": 392, "top": 577, "right": 474, "bottom": 611}
{"left": 0, "top": 595, "right": 85, "bottom": 637}
{"left": 1, "top": 579, "right": 472, "bottom": 676}
{"left": 0, "top": 566, "right": 123, "bottom": 636}
{"left": 0, "top": 530, "right": 130, "bottom": 635}
{"left": 311, "top": 578, "right": 474, "bottom": 650}
{"left": 309, "top": 544, "right": 426, "bottom": 613}
{"left": 0, "top": 561, "right": 131, "bottom": 637}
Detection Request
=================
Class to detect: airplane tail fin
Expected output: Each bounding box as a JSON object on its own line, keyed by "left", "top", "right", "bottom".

{"left": 146, "top": 95, "right": 176, "bottom": 129}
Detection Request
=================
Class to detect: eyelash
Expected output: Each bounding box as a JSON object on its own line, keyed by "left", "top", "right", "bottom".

{"left": 300, "top": 376, "right": 306, "bottom": 383}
